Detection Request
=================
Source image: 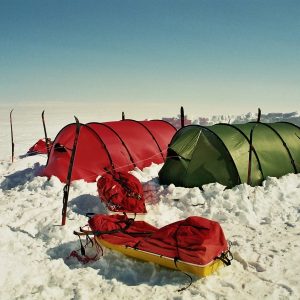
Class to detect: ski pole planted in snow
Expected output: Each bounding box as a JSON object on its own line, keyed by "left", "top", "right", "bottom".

{"left": 61, "top": 116, "right": 81, "bottom": 226}
{"left": 247, "top": 108, "right": 261, "bottom": 185}
{"left": 10, "top": 109, "right": 14, "bottom": 163}
{"left": 42, "top": 110, "right": 51, "bottom": 157}
{"left": 180, "top": 106, "right": 185, "bottom": 128}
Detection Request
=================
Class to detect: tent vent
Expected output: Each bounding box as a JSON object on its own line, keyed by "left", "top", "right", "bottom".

{"left": 54, "top": 143, "right": 67, "bottom": 153}
{"left": 167, "top": 148, "right": 181, "bottom": 161}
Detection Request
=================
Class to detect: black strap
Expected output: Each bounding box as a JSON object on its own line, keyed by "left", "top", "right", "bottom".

{"left": 172, "top": 221, "right": 194, "bottom": 292}
{"left": 73, "top": 231, "right": 95, "bottom": 256}
{"left": 72, "top": 231, "right": 103, "bottom": 262}
{"left": 78, "top": 234, "right": 86, "bottom": 256}
{"left": 215, "top": 249, "right": 233, "bottom": 266}
{"left": 174, "top": 257, "right": 193, "bottom": 292}
{"left": 133, "top": 241, "right": 141, "bottom": 249}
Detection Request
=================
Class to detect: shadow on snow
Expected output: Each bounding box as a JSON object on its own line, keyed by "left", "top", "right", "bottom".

{"left": 69, "top": 194, "right": 107, "bottom": 216}
{"left": 0, "top": 163, "right": 42, "bottom": 190}
{"left": 47, "top": 240, "right": 192, "bottom": 288}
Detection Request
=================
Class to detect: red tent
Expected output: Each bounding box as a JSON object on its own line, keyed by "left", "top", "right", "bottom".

{"left": 40, "top": 120, "right": 176, "bottom": 182}
{"left": 28, "top": 139, "right": 52, "bottom": 155}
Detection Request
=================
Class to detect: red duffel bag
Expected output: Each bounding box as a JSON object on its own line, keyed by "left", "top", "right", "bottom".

{"left": 97, "top": 170, "right": 147, "bottom": 214}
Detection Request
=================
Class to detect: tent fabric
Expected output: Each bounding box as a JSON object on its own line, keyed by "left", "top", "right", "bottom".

{"left": 159, "top": 122, "right": 300, "bottom": 188}
{"left": 88, "top": 214, "right": 228, "bottom": 265}
{"left": 28, "top": 139, "right": 51, "bottom": 155}
{"left": 41, "top": 119, "right": 176, "bottom": 183}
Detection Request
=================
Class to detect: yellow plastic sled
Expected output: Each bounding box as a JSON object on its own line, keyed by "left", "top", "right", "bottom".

{"left": 95, "top": 236, "right": 225, "bottom": 277}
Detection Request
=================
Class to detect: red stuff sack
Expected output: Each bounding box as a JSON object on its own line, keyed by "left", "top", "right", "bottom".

{"left": 97, "top": 171, "right": 147, "bottom": 213}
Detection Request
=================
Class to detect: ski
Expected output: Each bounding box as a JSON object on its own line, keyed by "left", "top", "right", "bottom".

{"left": 247, "top": 108, "right": 261, "bottom": 185}
{"left": 10, "top": 109, "right": 14, "bottom": 163}
{"left": 42, "top": 110, "right": 51, "bottom": 157}
{"left": 61, "top": 116, "right": 81, "bottom": 226}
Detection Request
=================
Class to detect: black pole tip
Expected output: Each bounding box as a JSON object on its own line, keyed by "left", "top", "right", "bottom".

{"left": 257, "top": 108, "right": 262, "bottom": 122}
{"left": 180, "top": 106, "right": 185, "bottom": 128}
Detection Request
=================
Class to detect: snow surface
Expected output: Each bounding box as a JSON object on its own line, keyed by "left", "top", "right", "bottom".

{"left": 1, "top": 104, "right": 300, "bottom": 300}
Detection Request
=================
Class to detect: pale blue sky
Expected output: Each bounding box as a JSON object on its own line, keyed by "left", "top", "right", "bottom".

{"left": 0, "top": 0, "right": 299, "bottom": 115}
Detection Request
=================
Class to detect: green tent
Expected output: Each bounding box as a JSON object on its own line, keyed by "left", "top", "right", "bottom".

{"left": 159, "top": 122, "right": 300, "bottom": 188}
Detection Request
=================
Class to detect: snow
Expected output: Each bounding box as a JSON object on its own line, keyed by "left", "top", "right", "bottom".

{"left": 1, "top": 104, "right": 300, "bottom": 299}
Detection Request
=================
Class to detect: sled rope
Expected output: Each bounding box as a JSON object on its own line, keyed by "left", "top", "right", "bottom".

{"left": 69, "top": 230, "right": 103, "bottom": 264}
{"left": 174, "top": 258, "right": 193, "bottom": 292}
{"left": 70, "top": 216, "right": 137, "bottom": 263}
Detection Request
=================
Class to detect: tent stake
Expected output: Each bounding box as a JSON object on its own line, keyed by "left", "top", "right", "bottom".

{"left": 247, "top": 108, "right": 261, "bottom": 185}
{"left": 180, "top": 106, "right": 185, "bottom": 128}
{"left": 61, "top": 116, "right": 81, "bottom": 226}
{"left": 10, "top": 109, "right": 14, "bottom": 163}
{"left": 42, "top": 110, "right": 51, "bottom": 157}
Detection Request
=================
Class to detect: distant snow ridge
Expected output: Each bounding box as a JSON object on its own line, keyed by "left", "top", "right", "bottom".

{"left": 163, "top": 111, "right": 300, "bottom": 128}
{"left": 194, "top": 111, "right": 300, "bottom": 126}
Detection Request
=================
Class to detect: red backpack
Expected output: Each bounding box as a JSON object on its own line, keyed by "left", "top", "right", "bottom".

{"left": 97, "top": 171, "right": 146, "bottom": 214}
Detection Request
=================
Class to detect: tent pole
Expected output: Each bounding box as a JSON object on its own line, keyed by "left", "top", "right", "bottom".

{"left": 180, "top": 106, "right": 184, "bottom": 128}
{"left": 42, "top": 110, "right": 51, "bottom": 157}
{"left": 61, "top": 116, "right": 81, "bottom": 226}
{"left": 122, "top": 112, "right": 125, "bottom": 120}
{"left": 247, "top": 108, "right": 261, "bottom": 185}
{"left": 10, "top": 109, "right": 14, "bottom": 163}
